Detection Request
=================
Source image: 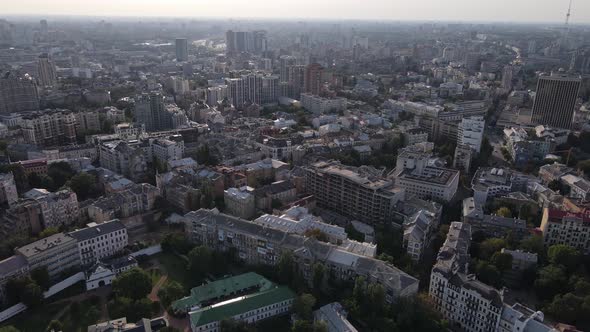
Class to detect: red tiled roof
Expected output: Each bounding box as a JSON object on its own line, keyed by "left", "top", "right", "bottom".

{"left": 548, "top": 208, "right": 590, "bottom": 223}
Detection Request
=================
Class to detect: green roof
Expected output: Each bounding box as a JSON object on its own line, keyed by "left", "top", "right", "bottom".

{"left": 189, "top": 286, "right": 296, "bottom": 328}
{"left": 172, "top": 272, "right": 274, "bottom": 312}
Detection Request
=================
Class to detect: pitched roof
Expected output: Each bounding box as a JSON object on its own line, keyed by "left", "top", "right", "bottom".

{"left": 189, "top": 286, "right": 295, "bottom": 328}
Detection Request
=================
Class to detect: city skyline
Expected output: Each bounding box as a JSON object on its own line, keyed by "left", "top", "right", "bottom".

{"left": 2, "top": 0, "right": 590, "bottom": 24}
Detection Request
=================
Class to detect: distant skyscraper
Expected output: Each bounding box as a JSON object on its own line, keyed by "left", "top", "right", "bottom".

{"left": 304, "top": 63, "right": 324, "bottom": 96}
{"left": 175, "top": 38, "right": 188, "bottom": 62}
{"left": 531, "top": 71, "right": 581, "bottom": 129}
{"left": 134, "top": 92, "right": 168, "bottom": 131}
{"left": 226, "top": 30, "right": 236, "bottom": 54}
{"left": 37, "top": 54, "right": 57, "bottom": 87}
{"left": 0, "top": 73, "right": 40, "bottom": 114}
{"left": 501, "top": 65, "right": 513, "bottom": 90}
{"left": 279, "top": 55, "right": 297, "bottom": 82}
{"left": 225, "top": 30, "right": 266, "bottom": 54}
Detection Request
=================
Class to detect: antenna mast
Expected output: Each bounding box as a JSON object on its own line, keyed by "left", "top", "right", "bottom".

{"left": 564, "top": 0, "right": 573, "bottom": 43}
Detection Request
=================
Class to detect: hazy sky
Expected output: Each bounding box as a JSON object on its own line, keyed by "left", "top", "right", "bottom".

{"left": 3, "top": 0, "right": 590, "bottom": 23}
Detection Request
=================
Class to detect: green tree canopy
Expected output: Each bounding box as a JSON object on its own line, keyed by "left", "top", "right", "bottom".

{"left": 548, "top": 244, "right": 580, "bottom": 272}
{"left": 158, "top": 280, "right": 185, "bottom": 308}
{"left": 45, "top": 320, "right": 63, "bottom": 332}
{"left": 478, "top": 238, "right": 507, "bottom": 260}
{"left": 293, "top": 293, "right": 317, "bottom": 321}
{"left": 66, "top": 172, "right": 99, "bottom": 201}
{"left": 30, "top": 266, "right": 51, "bottom": 290}
{"left": 187, "top": 246, "right": 213, "bottom": 279}
{"left": 495, "top": 207, "right": 512, "bottom": 218}
{"left": 535, "top": 265, "right": 568, "bottom": 300}
{"left": 491, "top": 252, "right": 513, "bottom": 272}
{"left": 112, "top": 268, "right": 152, "bottom": 300}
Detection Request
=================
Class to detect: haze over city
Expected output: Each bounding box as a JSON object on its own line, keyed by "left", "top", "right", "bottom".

{"left": 1, "top": 1, "right": 590, "bottom": 332}
{"left": 2, "top": 0, "right": 590, "bottom": 23}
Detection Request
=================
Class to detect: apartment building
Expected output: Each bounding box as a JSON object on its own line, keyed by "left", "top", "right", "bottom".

{"left": 87, "top": 183, "right": 158, "bottom": 223}
{"left": 453, "top": 144, "right": 473, "bottom": 173}
{"left": 253, "top": 206, "right": 349, "bottom": 245}
{"left": 0, "top": 74, "right": 39, "bottom": 114}
{"left": 538, "top": 163, "right": 574, "bottom": 185}
{"left": 462, "top": 198, "right": 527, "bottom": 239}
{"left": 304, "top": 160, "right": 405, "bottom": 224}
{"left": 300, "top": 93, "right": 347, "bottom": 114}
{"left": 99, "top": 140, "right": 148, "bottom": 182}
{"left": 16, "top": 233, "right": 81, "bottom": 280}
{"left": 69, "top": 220, "right": 128, "bottom": 267}
{"left": 457, "top": 116, "right": 485, "bottom": 153}
{"left": 21, "top": 109, "right": 77, "bottom": 146}
{"left": 0, "top": 198, "right": 44, "bottom": 238}
{"left": 503, "top": 127, "right": 553, "bottom": 165}
{"left": 74, "top": 111, "right": 101, "bottom": 133}
{"left": 224, "top": 186, "right": 256, "bottom": 219}
{"left": 403, "top": 210, "right": 438, "bottom": 261}
{"left": 184, "top": 209, "right": 419, "bottom": 301}
{"left": 23, "top": 188, "right": 79, "bottom": 229}
{"left": 314, "top": 302, "right": 358, "bottom": 332}
{"left": 471, "top": 168, "right": 540, "bottom": 205}
{"left": 151, "top": 136, "right": 185, "bottom": 164}
{"left": 429, "top": 222, "right": 504, "bottom": 332}
{"left": 0, "top": 172, "right": 18, "bottom": 207}
{"left": 540, "top": 208, "right": 590, "bottom": 251}
{"left": 394, "top": 144, "right": 459, "bottom": 202}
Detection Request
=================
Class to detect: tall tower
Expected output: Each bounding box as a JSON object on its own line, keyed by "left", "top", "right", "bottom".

{"left": 37, "top": 54, "right": 57, "bottom": 87}
{"left": 304, "top": 63, "right": 324, "bottom": 96}
{"left": 175, "top": 38, "right": 188, "bottom": 62}
{"left": 531, "top": 70, "right": 581, "bottom": 129}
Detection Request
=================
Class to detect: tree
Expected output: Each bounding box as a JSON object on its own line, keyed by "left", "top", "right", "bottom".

{"left": 312, "top": 262, "right": 325, "bottom": 292}
{"left": 535, "top": 265, "right": 568, "bottom": 300}
{"left": 161, "top": 233, "right": 193, "bottom": 255}
{"left": 112, "top": 268, "right": 152, "bottom": 300}
{"left": 45, "top": 320, "right": 63, "bottom": 332}
{"left": 158, "top": 280, "right": 185, "bottom": 308}
{"left": 67, "top": 172, "right": 99, "bottom": 201}
{"left": 31, "top": 267, "right": 51, "bottom": 290}
{"left": 219, "top": 319, "right": 255, "bottom": 332}
{"left": 519, "top": 235, "right": 545, "bottom": 256}
{"left": 47, "top": 162, "right": 75, "bottom": 189}
{"left": 546, "top": 293, "right": 583, "bottom": 324}
{"left": 187, "top": 246, "right": 213, "bottom": 279}
{"left": 0, "top": 327, "right": 20, "bottom": 332}
{"left": 38, "top": 227, "right": 59, "bottom": 239}
{"left": 495, "top": 207, "right": 512, "bottom": 218}
{"left": 303, "top": 229, "right": 329, "bottom": 243}
{"left": 491, "top": 252, "right": 513, "bottom": 272}
{"left": 293, "top": 293, "right": 316, "bottom": 321}
{"left": 21, "top": 282, "right": 43, "bottom": 307}
{"left": 292, "top": 320, "right": 328, "bottom": 332}
{"left": 548, "top": 244, "right": 580, "bottom": 272}
{"left": 478, "top": 238, "right": 506, "bottom": 260}
{"left": 278, "top": 252, "right": 295, "bottom": 285}
{"left": 475, "top": 261, "right": 502, "bottom": 287}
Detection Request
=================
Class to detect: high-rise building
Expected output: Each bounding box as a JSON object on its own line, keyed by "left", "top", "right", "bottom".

{"left": 304, "top": 63, "right": 324, "bottom": 96}
{"left": 37, "top": 54, "right": 57, "bottom": 87}
{"left": 225, "top": 77, "right": 245, "bottom": 108}
{"left": 225, "top": 30, "right": 236, "bottom": 54}
{"left": 457, "top": 116, "right": 485, "bottom": 153}
{"left": 175, "top": 38, "right": 189, "bottom": 62}
{"left": 531, "top": 71, "right": 581, "bottom": 129}
{"left": 501, "top": 65, "right": 513, "bottom": 90}
{"left": 0, "top": 73, "right": 39, "bottom": 114}
{"left": 279, "top": 55, "right": 297, "bottom": 82}
{"left": 21, "top": 109, "right": 77, "bottom": 146}
{"left": 134, "top": 92, "right": 167, "bottom": 131}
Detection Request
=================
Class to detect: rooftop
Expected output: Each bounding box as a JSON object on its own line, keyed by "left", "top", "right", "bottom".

{"left": 69, "top": 219, "right": 126, "bottom": 242}
{"left": 189, "top": 286, "right": 295, "bottom": 328}
{"left": 16, "top": 233, "right": 76, "bottom": 258}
